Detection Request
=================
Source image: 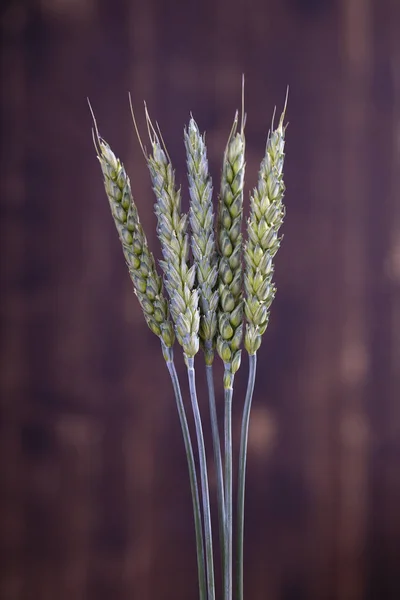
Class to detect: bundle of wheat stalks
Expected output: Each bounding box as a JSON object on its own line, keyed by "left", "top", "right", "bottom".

{"left": 91, "top": 86, "right": 287, "bottom": 600}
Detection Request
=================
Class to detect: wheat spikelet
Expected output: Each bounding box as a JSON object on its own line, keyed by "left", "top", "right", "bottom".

{"left": 144, "top": 109, "right": 200, "bottom": 358}
{"left": 244, "top": 99, "right": 287, "bottom": 354}
{"left": 184, "top": 118, "right": 218, "bottom": 365}
{"left": 216, "top": 113, "right": 246, "bottom": 388}
{"left": 96, "top": 137, "right": 175, "bottom": 350}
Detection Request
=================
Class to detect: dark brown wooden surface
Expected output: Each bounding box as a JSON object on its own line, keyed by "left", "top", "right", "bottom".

{"left": 1, "top": 0, "right": 400, "bottom": 598}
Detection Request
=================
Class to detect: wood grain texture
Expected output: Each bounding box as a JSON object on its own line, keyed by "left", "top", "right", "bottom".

{"left": 1, "top": 0, "right": 400, "bottom": 598}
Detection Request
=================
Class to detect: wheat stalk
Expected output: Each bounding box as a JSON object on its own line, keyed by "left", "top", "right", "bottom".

{"left": 165, "top": 352, "right": 207, "bottom": 600}
{"left": 143, "top": 108, "right": 216, "bottom": 600}
{"left": 237, "top": 94, "right": 287, "bottom": 600}
{"left": 185, "top": 117, "right": 226, "bottom": 587}
{"left": 216, "top": 108, "right": 246, "bottom": 600}
{"left": 92, "top": 106, "right": 207, "bottom": 600}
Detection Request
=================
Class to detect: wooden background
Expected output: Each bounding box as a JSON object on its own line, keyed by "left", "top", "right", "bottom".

{"left": 1, "top": 0, "right": 400, "bottom": 598}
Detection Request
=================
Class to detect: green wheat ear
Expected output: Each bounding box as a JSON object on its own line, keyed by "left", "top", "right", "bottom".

{"left": 143, "top": 107, "right": 200, "bottom": 359}
{"left": 185, "top": 117, "right": 218, "bottom": 365}
{"left": 216, "top": 111, "right": 246, "bottom": 389}
{"left": 94, "top": 136, "right": 175, "bottom": 350}
{"left": 244, "top": 95, "right": 287, "bottom": 354}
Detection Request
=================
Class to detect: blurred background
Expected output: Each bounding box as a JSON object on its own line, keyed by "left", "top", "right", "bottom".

{"left": 1, "top": 0, "right": 400, "bottom": 599}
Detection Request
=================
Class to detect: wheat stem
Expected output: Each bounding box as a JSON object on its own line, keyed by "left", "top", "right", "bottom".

{"left": 223, "top": 379, "right": 234, "bottom": 600}
{"left": 205, "top": 364, "right": 226, "bottom": 584}
{"left": 237, "top": 352, "right": 257, "bottom": 600}
{"left": 186, "top": 356, "right": 215, "bottom": 600}
{"left": 164, "top": 345, "right": 207, "bottom": 600}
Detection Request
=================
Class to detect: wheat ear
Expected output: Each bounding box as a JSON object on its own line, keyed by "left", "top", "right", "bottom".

{"left": 95, "top": 136, "right": 175, "bottom": 351}
{"left": 244, "top": 102, "right": 286, "bottom": 354}
{"left": 184, "top": 117, "right": 219, "bottom": 363}
{"left": 144, "top": 110, "right": 200, "bottom": 358}
{"left": 216, "top": 112, "right": 245, "bottom": 388}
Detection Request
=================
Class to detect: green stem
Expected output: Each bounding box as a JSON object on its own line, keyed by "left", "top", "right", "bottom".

{"left": 223, "top": 372, "right": 234, "bottom": 600}
{"left": 205, "top": 364, "right": 226, "bottom": 588}
{"left": 186, "top": 356, "right": 215, "bottom": 600}
{"left": 164, "top": 347, "right": 207, "bottom": 600}
{"left": 237, "top": 352, "right": 257, "bottom": 600}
